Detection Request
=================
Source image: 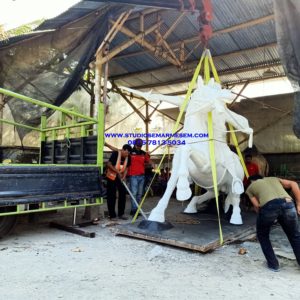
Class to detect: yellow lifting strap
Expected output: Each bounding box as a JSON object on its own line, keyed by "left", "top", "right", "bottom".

{"left": 204, "top": 50, "right": 223, "bottom": 244}
{"left": 205, "top": 51, "right": 248, "bottom": 178}
{"left": 204, "top": 50, "right": 249, "bottom": 244}
{"left": 132, "top": 49, "right": 248, "bottom": 247}
{"left": 228, "top": 123, "right": 249, "bottom": 178}
{"left": 131, "top": 50, "right": 207, "bottom": 223}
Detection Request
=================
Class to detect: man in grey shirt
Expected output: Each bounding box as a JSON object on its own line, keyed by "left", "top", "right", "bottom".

{"left": 246, "top": 175, "right": 300, "bottom": 271}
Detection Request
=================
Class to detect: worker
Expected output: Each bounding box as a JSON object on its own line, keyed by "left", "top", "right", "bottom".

{"left": 127, "top": 138, "right": 150, "bottom": 216}
{"left": 243, "top": 154, "right": 259, "bottom": 188}
{"left": 246, "top": 175, "right": 300, "bottom": 271}
{"left": 106, "top": 144, "right": 132, "bottom": 220}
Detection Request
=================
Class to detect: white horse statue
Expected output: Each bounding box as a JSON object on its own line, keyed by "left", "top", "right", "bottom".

{"left": 121, "top": 77, "right": 253, "bottom": 225}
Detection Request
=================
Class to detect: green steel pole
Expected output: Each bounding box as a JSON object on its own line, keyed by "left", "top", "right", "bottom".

{"left": 42, "top": 121, "right": 95, "bottom": 132}
{"left": 0, "top": 87, "right": 97, "bottom": 122}
{"left": 66, "top": 127, "right": 70, "bottom": 139}
{"left": 80, "top": 125, "right": 87, "bottom": 137}
{"left": 0, "top": 118, "right": 41, "bottom": 132}
{"left": 97, "top": 102, "right": 104, "bottom": 171}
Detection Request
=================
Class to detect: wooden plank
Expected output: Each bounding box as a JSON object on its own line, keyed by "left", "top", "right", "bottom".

{"left": 49, "top": 222, "right": 96, "bottom": 238}
{"left": 116, "top": 212, "right": 257, "bottom": 253}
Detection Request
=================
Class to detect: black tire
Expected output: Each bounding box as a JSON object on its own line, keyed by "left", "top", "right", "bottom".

{"left": 0, "top": 207, "right": 18, "bottom": 238}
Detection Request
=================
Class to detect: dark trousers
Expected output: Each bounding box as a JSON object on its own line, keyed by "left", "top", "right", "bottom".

{"left": 106, "top": 177, "right": 127, "bottom": 218}
{"left": 257, "top": 198, "right": 300, "bottom": 269}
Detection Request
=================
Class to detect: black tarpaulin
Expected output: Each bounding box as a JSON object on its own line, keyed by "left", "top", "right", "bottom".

{"left": 0, "top": 5, "right": 125, "bottom": 139}
{"left": 274, "top": 0, "right": 300, "bottom": 137}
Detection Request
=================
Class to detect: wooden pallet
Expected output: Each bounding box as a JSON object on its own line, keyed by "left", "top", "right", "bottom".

{"left": 116, "top": 212, "right": 257, "bottom": 253}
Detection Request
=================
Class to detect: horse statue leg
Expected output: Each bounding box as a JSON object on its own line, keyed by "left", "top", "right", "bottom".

{"left": 148, "top": 150, "right": 180, "bottom": 222}
{"left": 176, "top": 145, "right": 192, "bottom": 200}
{"left": 224, "top": 191, "right": 243, "bottom": 225}
{"left": 184, "top": 190, "right": 215, "bottom": 213}
{"left": 223, "top": 160, "right": 244, "bottom": 194}
{"left": 148, "top": 145, "right": 191, "bottom": 223}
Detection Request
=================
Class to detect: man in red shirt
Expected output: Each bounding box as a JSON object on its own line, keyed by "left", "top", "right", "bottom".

{"left": 128, "top": 138, "right": 150, "bottom": 216}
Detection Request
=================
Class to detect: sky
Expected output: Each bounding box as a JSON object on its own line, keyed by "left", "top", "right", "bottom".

{"left": 0, "top": 0, "right": 80, "bottom": 30}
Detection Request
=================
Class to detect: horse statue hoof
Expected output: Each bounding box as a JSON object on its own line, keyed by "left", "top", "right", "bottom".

{"left": 148, "top": 209, "right": 165, "bottom": 223}
{"left": 138, "top": 220, "right": 173, "bottom": 232}
{"left": 184, "top": 205, "right": 197, "bottom": 213}
{"left": 230, "top": 214, "right": 243, "bottom": 225}
{"left": 232, "top": 179, "right": 244, "bottom": 194}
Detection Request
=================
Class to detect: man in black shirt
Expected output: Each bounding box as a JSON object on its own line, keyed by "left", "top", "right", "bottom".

{"left": 106, "top": 144, "right": 132, "bottom": 220}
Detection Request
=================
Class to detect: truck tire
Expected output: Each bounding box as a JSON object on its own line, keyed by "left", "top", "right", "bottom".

{"left": 0, "top": 208, "right": 18, "bottom": 238}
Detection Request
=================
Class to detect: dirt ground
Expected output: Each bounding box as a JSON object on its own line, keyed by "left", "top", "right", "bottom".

{"left": 0, "top": 201, "right": 299, "bottom": 300}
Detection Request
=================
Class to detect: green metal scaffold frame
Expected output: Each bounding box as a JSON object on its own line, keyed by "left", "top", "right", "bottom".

{"left": 0, "top": 87, "right": 105, "bottom": 217}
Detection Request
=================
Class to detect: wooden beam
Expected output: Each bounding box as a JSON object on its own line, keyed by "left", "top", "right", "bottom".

{"left": 228, "top": 81, "right": 249, "bottom": 108}
{"left": 111, "top": 20, "right": 181, "bottom": 67}
{"left": 238, "top": 110, "right": 292, "bottom": 146}
{"left": 223, "top": 74, "right": 286, "bottom": 87}
{"left": 0, "top": 94, "right": 3, "bottom": 146}
{"left": 116, "top": 89, "right": 183, "bottom": 125}
{"left": 148, "top": 103, "right": 183, "bottom": 125}
{"left": 126, "top": 8, "right": 160, "bottom": 21}
{"left": 214, "top": 14, "right": 274, "bottom": 37}
{"left": 110, "top": 42, "right": 278, "bottom": 81}
{"left": 102, "top": 20, "right": 163, "bottom": 64}
{"left": 103, "top": 55, "right": 109, "bottom": 106}
{"left": 145, "top": 101, "right": 149, "bottom": 151}
{"left": 231, "top": 91, "right": 290, "bottom": 113}
{"left": 96, "top": 10, "right": 132, "bottom": 57}
{"left": 218, "top": 60, "right": 282, "bottom": 76}
{"left": 157, "top": 74, "right": 286, "bottom": 97}
{"left": 90, "top": 0, "right": 197, "bottom": 10}
{"left": 156, "top": 12, "right": 187, "bottom": 47}
{"left": 148, "top": 103, "right": 161, "bottom": 118}
{"left": 180, "top": 41, "right": 186, "bottom": 62}
{"left": 140, "top": 12, "right": 144, "bottom": 33}
{"left": 112, "top": 83, "right": 146, "bottom": 121}
{"left": 105, "top": 103, "right": 146, "bottom": 131}
{"left": 184, "top": 40, "right": 201, "bottom": 62}
{"left": 155, "top": 30, "right": 182, "bottom": 66}
{"left": 94, "top": 51, "right": 103, "bottom": 121}
{"left": 127, "top": 60, "right": 282, "bottom": 90}
{"left": 114, "top": 14, "right": 275, "bottom": 60}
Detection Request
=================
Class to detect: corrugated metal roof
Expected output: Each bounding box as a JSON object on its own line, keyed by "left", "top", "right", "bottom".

{"left": 1, "top": 0, "right": 284, "bottom": 92}
{"left": 36, "top": 2, "right": 107, "bottom": 30}
{"left": 106, "top": 0, "right": 281, "bottom": 89}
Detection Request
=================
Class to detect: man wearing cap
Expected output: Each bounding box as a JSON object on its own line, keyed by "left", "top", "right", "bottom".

{"left": 128, "top": 138, "right": 150, "bottom": 216}
{"left": 243, "top": 153, "right": 259, "bottom": 188}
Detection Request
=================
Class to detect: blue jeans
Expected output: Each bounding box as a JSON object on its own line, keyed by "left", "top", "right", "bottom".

{"left": 257, "top": 198, "right": 300, "bottom": 269}
{"left": 129, "top": 175, "right": 145, "bottom": 211}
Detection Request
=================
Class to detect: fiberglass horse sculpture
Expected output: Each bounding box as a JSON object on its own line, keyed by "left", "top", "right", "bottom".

{"left": 121, "top": 77, "right": 253, "bottom": 225}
